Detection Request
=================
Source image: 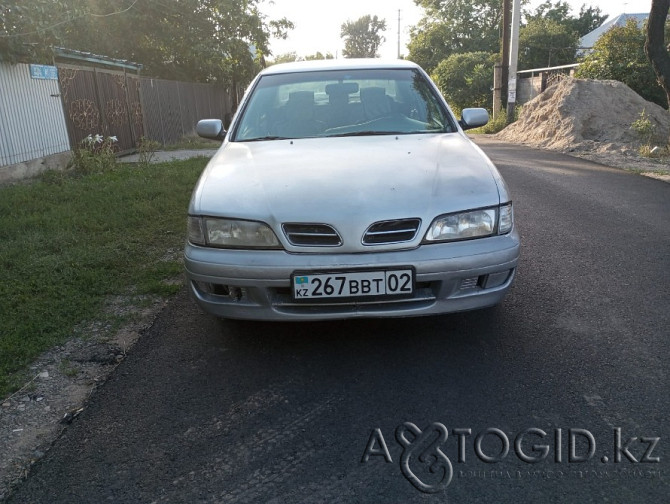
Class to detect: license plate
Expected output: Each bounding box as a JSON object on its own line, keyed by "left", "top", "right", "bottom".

{"left": 292, "top": 269, "right": 414, "bottom": 300}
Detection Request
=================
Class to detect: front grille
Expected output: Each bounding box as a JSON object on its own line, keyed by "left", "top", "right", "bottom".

{"left": 282, "top": 223, "right": 342, "bottom": 247}
{"left": 362, "top": 218, "right": 421, "bottom": 245}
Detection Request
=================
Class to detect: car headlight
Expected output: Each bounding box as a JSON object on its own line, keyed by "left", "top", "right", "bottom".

{"left": 424, "top": 204, "right": 513, "bottom": 242}
{"left": 188, "top": 216, "right": 281, "bottom": 249}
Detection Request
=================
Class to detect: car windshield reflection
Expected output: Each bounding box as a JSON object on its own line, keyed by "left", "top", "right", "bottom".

{"left": 233, "top": 68, "right": 456, "bottom": 141}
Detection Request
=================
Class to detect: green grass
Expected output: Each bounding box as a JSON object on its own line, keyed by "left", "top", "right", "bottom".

{"left": 163, "top": 135, "right": 222, "bottom": 151}
{"left": 0, "top": 158, "right": 207, "bottom": 397}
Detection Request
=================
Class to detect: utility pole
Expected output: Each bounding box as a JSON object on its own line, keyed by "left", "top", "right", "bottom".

{"left": 506, "top": 0, "right": 521, "bottom": 123}
{"left": 495, "top": 0, "right": 511, "bottom": 120}
{"left": 501, "top": 0, "right": 511, "bottom": 111}
{"left": 397, "top": 9, "right": 401, "bottom": 59}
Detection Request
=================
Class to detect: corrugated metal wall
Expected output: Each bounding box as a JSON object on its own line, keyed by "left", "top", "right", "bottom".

{"left": 0, "top": 62, "right": 71, "bottom": 167}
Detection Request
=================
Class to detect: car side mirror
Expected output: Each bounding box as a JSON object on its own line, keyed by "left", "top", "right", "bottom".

{"left": 459, "top": 108, "right": 489, "bottom": 131}
{"left": 196, "top": 119, "right": 226, "bottom": 140}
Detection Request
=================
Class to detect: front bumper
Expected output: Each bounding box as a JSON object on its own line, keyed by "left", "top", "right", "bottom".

{"left": 184, "top": 230, "right": 520, "bottom": 321}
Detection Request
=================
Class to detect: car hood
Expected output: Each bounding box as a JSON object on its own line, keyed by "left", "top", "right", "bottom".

{"left": 191, "top": 133, "right": 504, "bottom": 252}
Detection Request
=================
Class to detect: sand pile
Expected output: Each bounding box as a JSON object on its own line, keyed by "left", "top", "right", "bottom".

{"left": 496, "top": 78, "right": 670, "bottom": 155}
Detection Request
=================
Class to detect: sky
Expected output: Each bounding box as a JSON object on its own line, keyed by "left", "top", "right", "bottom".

{"left": 260, "top": 0, "right": 649, "bottom": 60}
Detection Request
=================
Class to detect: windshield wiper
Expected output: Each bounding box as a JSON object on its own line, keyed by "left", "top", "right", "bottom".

{"left": 241, "top": 136, "right": 291, "bottom": 142}
{"left": 327, "top": 131, "right": 405, "bottom": 138}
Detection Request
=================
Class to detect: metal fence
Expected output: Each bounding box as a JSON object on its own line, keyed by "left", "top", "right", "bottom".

{"left": 140, "top": 78, "right": 231, "bottom": 145}
{"left": 0, "top": 62, "right": 71, "bottom": 167}
{"left": 57, "top": 66, "right": 232, "bottom": 151}
{"left": 2, "top": 58, "right": 235, "bottom": 170}
{"left": 516, "top": 64, "right": 579, "bottom": 104}
{"left": 57, "top": 64, "right": 142, "bottom": 154}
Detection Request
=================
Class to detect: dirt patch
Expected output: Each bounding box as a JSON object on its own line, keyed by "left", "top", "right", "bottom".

{"left": 0, "top": 295, "right": 168, "bottom": 501}
{"left": 496, "top": 77, "right": 670, "bottom": 178}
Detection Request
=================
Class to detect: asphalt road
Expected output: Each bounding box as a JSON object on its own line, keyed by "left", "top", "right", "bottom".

{"left": 6, "top": 139, "right": 669, "bottom": 503}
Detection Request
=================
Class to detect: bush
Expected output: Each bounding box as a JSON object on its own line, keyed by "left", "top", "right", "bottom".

{"left": 432, "top": 52, "right": 497, "bottom": 111}
{"left": 71, "top": 134, "right": 118, "bottom": 174}
{"left": 138, "top": 137, "right": 161, "bottom": 166}
{"left": 468, "top": 106, "right": 522, "bottom": 134}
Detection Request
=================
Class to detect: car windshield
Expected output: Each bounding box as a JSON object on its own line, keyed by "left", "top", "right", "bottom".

{"left": 232, "top": 68, "right": 456, "bottom": 141}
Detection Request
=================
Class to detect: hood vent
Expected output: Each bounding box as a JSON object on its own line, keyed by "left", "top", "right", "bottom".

{"left": 363, "top": 218, "right": 421, "bottom": 245}
{"left": 282, "top": 223, "right": 342, "bottom": 247}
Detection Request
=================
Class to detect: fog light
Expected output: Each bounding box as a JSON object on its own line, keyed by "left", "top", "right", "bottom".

{"left": 194, "top": 280, "right": 213, "bottom": 294}
{"left": 194, "top": 282, "right": 246, "bottom": 301}
{"left": 484, "top": 270, "right": 511, "bottom": 289}
{"left": 227, "top": 286, "right": 245, "bottom": 301}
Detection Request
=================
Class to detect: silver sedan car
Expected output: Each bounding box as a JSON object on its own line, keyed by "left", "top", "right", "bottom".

{"left": 185, "top": 59, "right": 520, "bottom": 321}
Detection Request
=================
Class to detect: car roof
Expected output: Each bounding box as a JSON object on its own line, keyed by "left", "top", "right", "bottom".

{"left": 260, "top": 58, "right": 421, "bottom": 76}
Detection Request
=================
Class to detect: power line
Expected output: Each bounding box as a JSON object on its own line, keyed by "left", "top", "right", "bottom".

{"left": 90, "top": 0, "right": 139, "bottom": 18}
{"left": 0, "top": 0, "right": 139, "bottom": 38}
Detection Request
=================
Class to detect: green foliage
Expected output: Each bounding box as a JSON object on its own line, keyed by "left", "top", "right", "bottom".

{"left": 137, "top": 137, "right": 161, "bottom": 166}
{"left": 305, "top": 51, "right": 335, "bottom": 61}
{"left": 270, "top": 52, "right": 298, "bottom": 65}
{"left": 1, "top": 0, "right": 293, "bottom": 85}
{"left": 0, "top": 1, "right": 85, "bottom": 63}
{"left": 408, "top": 0, "right": 605, "bottom": 75}
{"left": 341, "top": 15, "right": 387, "bottom": 58}
{"left": 271, "top": 51, "right": 335, "bottom": 64}
{"left": 524, "top": 1, "right": 607, "bottom": 37}
{"left": 569, "top": 4, "right": 609, "bottom": 37}
{"left": 630, "top": 109, "right": 668, "bottom": 157}
{"left": 630, "top": 109, "right": 655, "bottom": 144}
{"left": 468, "top": 105, "right": 522, "bottom": 134}
{"left": 525, "top": 0, "right": 572, "bottom": 23}
{"left": 406, "top": 21, "right": 452, "bottom": 73}
{"left": 576, "top": 19, "right": 668, "bottom": 108}
{"left": 517, "top": 1, "right": 606, "bottom": 70}
{"left": 630, "top": 109, "right": 662, "bottom": 157}
{"left": 409, "top": 0, "right": 502, "bottom": 73}
{"left": 71, "top": 134, "right": 118, "bottom": 174}
{"left": 432, "top": 52, "right": 497, "bottom": 111}
{"left": 0, "top": 158, "right": 207, "bottom": 396}
{"left": 519, "top": 17, "right": 579, "bottom": 70}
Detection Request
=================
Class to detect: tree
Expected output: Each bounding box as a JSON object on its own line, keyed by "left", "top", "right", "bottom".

{"left": 0, "top": 0, "right": 86, "bottom": 63}
{"left": 519, "top": 18, "right": 579, "bottom": 70}
{"left": 408, "top": 0, "right": 502, "bottom": 73}
{"left": 570, "top": 4, "right": 608, "bottom": 37}
{"left": 305, "top": 51, "right": 334, "bottom": 61}
{"left": 645, "top": 0, "right": 670, "bottom": 109}
{"left": 525, "top": 0, "right": 571, "bottom": 24}
{"left": 271, "top": 52, "right": 298, "bottom": 65}
{"left": 405, "top": 20, "right": 454, "bottom": 73}
{"left": 524, "top": 1, "right": 606, "bottom": 37}
{"left": 340, "top": 15, "right": 386, "bottom": 58}
{"left": 432, "top": 52, "right": 497, "bottom": 111}
{"left": 576, "top": 19, "right": 668, "bottom": 108}
{"left": 0, "top": 0, "right": 293, "bottom": 86}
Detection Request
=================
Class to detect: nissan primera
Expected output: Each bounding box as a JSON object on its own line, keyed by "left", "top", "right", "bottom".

{"left": 185, "top": 59, "right": 520, "bottom": 320}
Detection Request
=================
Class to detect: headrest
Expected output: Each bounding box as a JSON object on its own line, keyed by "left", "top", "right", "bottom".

{"left": 287, "top": 91, "right": 315, "bottom": 104}
{"left": 325, "top": 82, "right": 359, "bottom": 96}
